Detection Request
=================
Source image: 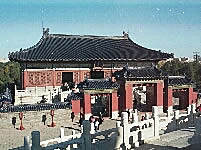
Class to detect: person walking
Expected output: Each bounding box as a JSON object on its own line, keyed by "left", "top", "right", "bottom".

{"left": 42, "top": 114, "right": 47, "bottom": 125}
{"left": 79, "top": 113, "right": 84, "bottom": 127}
{"left": 71, "top": 112, "right": 75, "bottom": 122}
{"left": 98, "top": 114, "right": 103, "bottom": 130}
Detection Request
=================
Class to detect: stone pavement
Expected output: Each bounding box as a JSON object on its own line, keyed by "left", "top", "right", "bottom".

{"left": 135, "top": 127, "right": 200, "bottom": 150}
{"left": 0, "top": 109, "right": 116, "bottom": 150}
{"left": 1, "top": 109, "right": 201, "bottom": 150}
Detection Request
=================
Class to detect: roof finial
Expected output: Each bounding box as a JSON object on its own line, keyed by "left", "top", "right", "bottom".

{"left": 123, "top": 31, "right": 129, "bottom": 38}
{"left": 43, "top": 28, "right": 50, "bottom": 38}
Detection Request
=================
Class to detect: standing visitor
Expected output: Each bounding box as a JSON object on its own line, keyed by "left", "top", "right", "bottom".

{"left": 98, "top": 113, "right": 103, "bottom": 130}
{"left": 127, "top": 110, "right": 130, "bottom": 122}
{"left": 79, "top": 113, "right": 84, "bottom": 127}
{"left": 12, "top": 117, "right": 16, "bottom": 128}
{"left": 42, "top": 114, "right": 47, "bottom": 125}
{"left": 71, "top": 112, "right": 75, "bottom": 122}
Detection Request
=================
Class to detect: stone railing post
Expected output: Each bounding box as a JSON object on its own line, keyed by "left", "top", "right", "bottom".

{"left": 152, "top": 106, "right": 159, "bottom": 138}
{"left": 24, "top": 136, "right": 31, "bottom": 150}
{"left": 167, "top": 109, "right": 172, "bottom": 122}
{"left": 121, "top": 112, "right": 131, "bottom": 149}
{"left": 71, "top": 130, "right": 78, "bottom": 149}
{"left": 131, "top": 112, "right": 138, "bottom": 124}
{"left": 80, "top": 125, "right": 83, "bottom": 133}
{"left": 174, "top": 110, "right": 179, "bottom": 120}
{"left": 60, "top": 127, "right": 64, "bottom": 140}
{"left": 189, "top": 104, "right": 196, "bottom": 125}
{"left": 191, "top": 103, "right": 196, "bottom": 114}
{"left": 81, "top": 120, "right": 91, "bottom": 150}
{"left": 187, "top": 105, "right": 191, "bottom": 115}
{"left": 31, "top": 131, "right": 42, "bottom": 150}
{"left": 116, "top": 121, "right": 121, "bottom": 128}
{"left": 173, "top": 110, "right": 179, "bottom": 130}
{"left": 114, "top": 121, "right": 123, "bottom": 150}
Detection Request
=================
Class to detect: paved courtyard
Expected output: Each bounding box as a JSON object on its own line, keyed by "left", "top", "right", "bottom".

{"left": 135, "top": 127, "right": 201, "bottom": 150}
{"left": 0, "top": 109, "right": 116, "bottom": 150}
{"left": 1, "top": 109, "right": 201, "bottom": 150}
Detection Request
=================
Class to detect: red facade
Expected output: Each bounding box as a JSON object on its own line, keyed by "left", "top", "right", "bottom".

{"left": 22, "top": 69, "right": 115, "bottom": 89}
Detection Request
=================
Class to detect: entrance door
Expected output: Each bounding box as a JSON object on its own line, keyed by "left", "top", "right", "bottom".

{"left": 90, "top": 71, "right": 104, "bottom": 79}
{"left": 91, "top": 95, "right": 110, "bottom": 117}
{"left": 62, "top": 72, "right": 73, "bottom": 84}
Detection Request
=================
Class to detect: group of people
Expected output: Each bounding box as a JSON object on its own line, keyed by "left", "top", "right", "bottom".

{"left": 71, "top": 111, "right": 104, "bottom": 132}
{"left": 89, "top": 113, "right": 104, "bottom": 132}
{"left": 70, "top": 112, "right": 85, "bottom": 127}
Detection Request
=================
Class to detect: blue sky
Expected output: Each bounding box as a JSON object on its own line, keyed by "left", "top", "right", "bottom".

{"left": 0, "top": 0, "right": 200, "bottom": 58}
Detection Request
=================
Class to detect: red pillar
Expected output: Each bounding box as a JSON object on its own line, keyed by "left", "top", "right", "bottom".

{"left": 118, "top": 81, "right": 133, "bottom": 111}
{"left": 23, "top": 71, "right": 28, "bottom": 89}
{"left": 163, "top": 86, "right": 173, "bottom": 112}
{"left": 112, "top": 91, "right": 118, "bottom": 112}
{"left": 192, "top": 91, "right": 198, "bottom": 104}
{"left": 154, "top": 82, "right": 164, "bottom": 106}
{"left": 188, "top": 88, "right": 193, "bottom": 105}
{"left": 72, "top": 99, "right": 81, "bottom": 115}
{"left": 118, "top": 81, "right": 125, "bottom": 112}
{"left": 83, "top": 93, "right": 91, "bottom": 117}
{"left": 146, "top": 84, "right": 155, "bottom": 111}
{"left": 125, "top": 82, "right": 133, "bottom": 110}
{"left": 53, "top": 69, "right": 56, "bottom": 87}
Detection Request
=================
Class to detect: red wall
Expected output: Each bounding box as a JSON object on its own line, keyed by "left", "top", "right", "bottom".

{"left": 72, "top": 100, "right": 80, "bottom": 115}
{"left": 23, "top": 69, "right": 118, "bottom": 89}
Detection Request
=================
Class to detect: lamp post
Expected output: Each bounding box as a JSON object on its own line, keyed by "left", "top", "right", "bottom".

{"left": 18, "top": 112, "right": 25, "bottom": 130}
{"left": 48, "top": 109, "right": 56, "bottom": 127}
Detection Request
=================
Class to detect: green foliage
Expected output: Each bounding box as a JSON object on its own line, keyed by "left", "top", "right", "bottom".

{"left": 0, "top": 61, "right": 20, "bottom": 92}
{"left": 160, "top": 59, "right": 201, "bottom": 88}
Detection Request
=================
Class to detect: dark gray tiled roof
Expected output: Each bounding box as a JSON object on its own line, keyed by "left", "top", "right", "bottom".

{"left": 114, "top": 66, "right": 167, "bottom": 79}
{"left": 67, "top": 92, "right": 82, "bottom": 100}
{"left": 168, "top": 76, "right": 194, "bottom": 86}
{"left": 9, "top": 31, "right": 173, "bottom": 62}
{"left": 77, "top": 79, "right": 120, "bottom": 90}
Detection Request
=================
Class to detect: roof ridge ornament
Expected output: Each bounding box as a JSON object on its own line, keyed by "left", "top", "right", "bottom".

{"left": 123, "top": 31, "right": 129, "bottom": 38}
{"left": 43, "top": 28, "right": 50, "bottom": 38}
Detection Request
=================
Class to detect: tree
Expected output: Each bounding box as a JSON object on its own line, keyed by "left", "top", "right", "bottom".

{"left": 160, "top": 59, "right": 201, "bottom": 89}
{"left": 0, "top": 62, "right": 20, "bottom": 92}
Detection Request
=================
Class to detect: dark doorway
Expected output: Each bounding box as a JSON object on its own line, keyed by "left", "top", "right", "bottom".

{"left": 91, "top": 95, "right": 110, "bottom": 117}
{"left": 62, "top": 72, "right": 73, "bottom": 84}
{"left": 90, "top": 71, "right": 104, "bottom": 79}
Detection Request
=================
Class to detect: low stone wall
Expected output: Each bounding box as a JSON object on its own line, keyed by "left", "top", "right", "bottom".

{"left": 0, "top": 102, "right": 70, "bottom": 113}
{"left": 0, "top": 109, "right": 78, "bottom": 129}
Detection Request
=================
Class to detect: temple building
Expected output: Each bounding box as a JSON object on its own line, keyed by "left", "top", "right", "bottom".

{"left": 8, "top": 28, "right": 198, "bottom": 119}
{"left": 9, "top": 28, "right": 172, "bottom": 88}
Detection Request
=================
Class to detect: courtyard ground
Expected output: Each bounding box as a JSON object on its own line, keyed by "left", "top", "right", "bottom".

{"left": 0, "top": 109, "right": 116, "bottom": 150}
{"left": 0, "top": 109, "right": 200, "bottom": 150}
